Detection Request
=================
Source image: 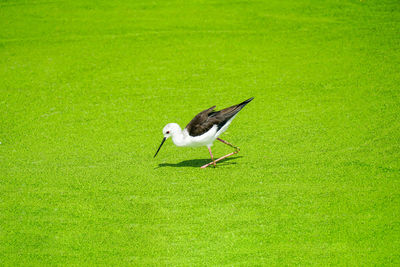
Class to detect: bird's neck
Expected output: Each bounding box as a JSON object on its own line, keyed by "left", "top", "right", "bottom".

{"left": 171, "top": 128, "right": 187, "bottom": 147}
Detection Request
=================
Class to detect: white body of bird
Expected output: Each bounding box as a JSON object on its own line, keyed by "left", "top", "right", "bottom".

{"left": 163, "top": 115, "right": 236, "bottom": 148}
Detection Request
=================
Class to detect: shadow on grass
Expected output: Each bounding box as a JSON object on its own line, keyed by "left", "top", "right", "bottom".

{"left": 156, "top": 156, "right": 242, "bottom": 168}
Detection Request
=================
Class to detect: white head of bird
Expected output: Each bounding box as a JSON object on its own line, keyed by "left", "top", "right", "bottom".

{"left": 154, "top": 123, "right": 184, "bottom": 157}
{"left": 162, "top": 123, "right": 181, "bottom": 138}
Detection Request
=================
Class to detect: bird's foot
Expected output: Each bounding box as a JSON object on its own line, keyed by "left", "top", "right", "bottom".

{"left": 200, "top": 151, "right": 237, "bottom": 169}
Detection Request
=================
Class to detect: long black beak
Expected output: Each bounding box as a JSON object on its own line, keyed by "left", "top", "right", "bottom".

{"left": 154, "top": 137, "right": 167, "bottom": 158}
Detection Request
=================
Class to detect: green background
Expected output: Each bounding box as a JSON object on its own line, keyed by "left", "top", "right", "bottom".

{"left": 1, "top": 0, "right": 399, "bottom": 265}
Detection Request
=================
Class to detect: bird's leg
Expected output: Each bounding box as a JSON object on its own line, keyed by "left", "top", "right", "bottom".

{"left": 208, "top": 146, "right": 216, "bottom": 167}
{"left": 201, "top": 147, "right": 216, "bottom": 169}
{"left": 200, "top": 139, "right": 240, "bottom": 169}
{"left": 217, "top": 138, "right": 240, "bottom": 153}
{"left": 200, "top": 151, "right": 238, "bottom": 169}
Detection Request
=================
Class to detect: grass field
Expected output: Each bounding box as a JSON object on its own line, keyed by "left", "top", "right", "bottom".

{"left": 1, "top": 0, "right": 399, "bottom": 265}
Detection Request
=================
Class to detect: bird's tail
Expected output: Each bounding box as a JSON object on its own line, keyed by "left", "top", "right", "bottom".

{"left": 238, "top": 97, "right": 254, "bottom": 107}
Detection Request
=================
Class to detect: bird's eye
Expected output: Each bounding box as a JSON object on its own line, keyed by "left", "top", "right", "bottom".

{"left": 166, "top": 131, "right": 170, "bottom": 134}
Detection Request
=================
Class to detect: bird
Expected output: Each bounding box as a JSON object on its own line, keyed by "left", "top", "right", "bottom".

{"left": 154, "top": 97, "right": 254, "bottom": 168}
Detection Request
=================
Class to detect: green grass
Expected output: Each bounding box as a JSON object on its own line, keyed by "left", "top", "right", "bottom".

{"left": 1, "top": 0, "right": 399, "bottom": 265}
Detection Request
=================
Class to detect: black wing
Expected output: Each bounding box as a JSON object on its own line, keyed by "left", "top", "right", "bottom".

{"left": 185, "top": 97, "right": 254, "bottom": 137}
{"left": 185, "top": 105, "right": 217, "bottom": 137}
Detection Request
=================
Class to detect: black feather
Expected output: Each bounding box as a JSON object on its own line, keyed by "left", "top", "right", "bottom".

{"left": 185, "top": 97, "right": 254, "bottom": 137}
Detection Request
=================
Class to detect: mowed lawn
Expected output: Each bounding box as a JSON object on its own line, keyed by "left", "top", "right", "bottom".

{"left": 1, "top": 0, "right": 399, "bottom": 265}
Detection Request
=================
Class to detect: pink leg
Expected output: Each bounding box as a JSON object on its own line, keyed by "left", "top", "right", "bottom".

{"left": 217, "top": 138, "right": 240, "bottom": 151}
{"left": 207, "top": 147, "right": 216, "bottom": 167}
{"left": 200, "top": 151, "right": 238, "bottom": 168}
{"left": 200, "top": 139, "right": 240, "bottom": 169}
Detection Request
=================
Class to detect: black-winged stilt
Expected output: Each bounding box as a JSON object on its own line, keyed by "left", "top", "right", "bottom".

{"left": 154, "top": 97, "right": 254, "bottom": 168}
